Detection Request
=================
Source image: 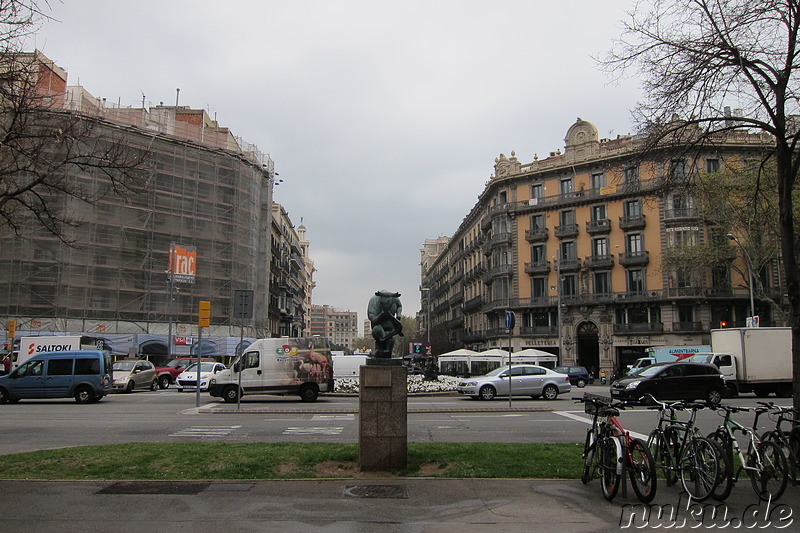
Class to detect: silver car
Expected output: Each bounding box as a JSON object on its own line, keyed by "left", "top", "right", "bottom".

{"left": 112, "top": 359, "right": 158, "bottom": 393}
{"left": 457, "top": 364, "right": 571, "bottom": 400}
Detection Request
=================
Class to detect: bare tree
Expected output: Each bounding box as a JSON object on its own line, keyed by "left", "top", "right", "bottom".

{"left": 603, "top": 0, "right": 800, "bottom": 407}
{"left": 0, "top": 1, "right": 147, "bottom": 242}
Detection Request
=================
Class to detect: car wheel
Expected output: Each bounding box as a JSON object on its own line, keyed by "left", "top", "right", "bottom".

{"left": 74, "top": 385, "right": 95, "bottom": 404}
{"left": 222, "top": 385, "right": 241, "bottom": 403}
{"left": 0, "top": 387, "right": 8, "bottom": 403}
{"left": 543, "top": 384, "right": 558, "bottom": 400}
{"left": 479, "top": 385, "right": 496, "bottom": 401}
{"left": 150, "top": 379, "right": 158, "bottom": 391}
{"left": 158, "top": 375, "right": 171, "bottom": 389}
{"left": 576, "top": 379, "right": 587, "bottom": 388}
{"left": 299, "top": 383, "right": 319, "bottom": 402}
{"left": 706, "top": 387, "right": 722, "bottom": 405}
{"left": 125, "top": 380, "right": 135, "bottom": 393}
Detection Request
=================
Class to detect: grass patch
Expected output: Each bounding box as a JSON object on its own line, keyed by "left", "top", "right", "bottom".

{"left": 0, "top": 442, "right": 584, "bottom": 480}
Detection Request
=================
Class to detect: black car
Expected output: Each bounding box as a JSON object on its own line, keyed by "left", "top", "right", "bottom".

{"left": 554, "top": 365, "right": 592, "bottom": 388}
{"left": 610, "top": 362, "right": 725, "bottom": 404}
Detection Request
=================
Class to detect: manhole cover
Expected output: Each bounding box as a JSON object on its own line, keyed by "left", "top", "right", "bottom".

{"left": 344, "top": 485, "right": 408, "bottom": 499}
{"left": 97, "top": 481, "right": 210, "bottom": 495}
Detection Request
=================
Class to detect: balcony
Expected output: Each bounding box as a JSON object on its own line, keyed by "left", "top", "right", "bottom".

{"left": 558, "top": 257, "right": 581, "bottom": 272}
{"left": 482, "top": 264, "right": 513, "bottom": 283}
{"left": 584, "top": 254, "right": 614, "bottom": 269}
{"left": 663, "top": 207, "right": 700, "bottom": 223}
{"left": 463, "top": 295, "right": 483, "bottom": 311}
{"left": 554, "top": 224, "right": 579, "bottom": 238}
{"left": 524, "top": 260, "right": 550, "bottom": 275}
{"left": 619, "top": 214, "right": 646, "bottom": 230}
{"left": 672, "top": 321, "right": 704, "bottom": 332}
{"left": 521, "top": 325, "right": 558, "bottom": 336}
{"left": 487, "top": 231, "right": 513, "bottom": 247}
{"left": 525, "top": 227, "right": 549, "bottom": 242}
{"left": 613, "top": 322, "right": 665, "bottom": 335}
{"left": 618, "top": 251, "right": 649, "bottom": 266}
{"left": 585, "top": 218, "right": 611, "bottom": 235}
{"left": 463, "top": 330, "right": 485, "bottom": 342}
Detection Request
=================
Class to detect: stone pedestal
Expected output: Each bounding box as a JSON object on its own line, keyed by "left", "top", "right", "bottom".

{"left": 358, "top": 363, "right": 407, "bottom": 471}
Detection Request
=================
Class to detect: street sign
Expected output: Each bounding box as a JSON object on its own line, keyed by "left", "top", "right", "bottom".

{"left": 505, "top": 310, "right": 516, "bottom": 330}
{"left": 234, "top": 290, "right": 254, "bottom": 320}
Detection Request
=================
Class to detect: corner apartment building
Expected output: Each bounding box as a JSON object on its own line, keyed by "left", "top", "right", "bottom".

{"left": 309, "top": 305, "right": 359, "bottom": 350}
{"left": 421, "top": 118, "right": 779, "bottom": 374}
{"left": 0, "top": 51, "right": 310, "bottom": 358}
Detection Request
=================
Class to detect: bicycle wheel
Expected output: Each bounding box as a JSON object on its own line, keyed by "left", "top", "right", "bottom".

{"left": 662, "top": 427, "right": 681, "bottom": 485}
{"left": 581, "top": 429, "right": 595, "bottom": 484}
{"left": 748, "top": 440, "right": 788, "bottom": 500}
{"left": 628, "top": 438, "right": 657, "bottom": 503}
{"left": 679, "top": 437, "right": 719, "bottom": 502}
{"left": 599, "top": 436, "right": 621, "bottom": 501}
{"left": 707, "top": 430, "right": 734, "bottom": 501}
{"left": 647, "top": 429, "right": 674, "bottom": 486}
{"left": 790, "top": 427, "right": 800, "bottom": 484}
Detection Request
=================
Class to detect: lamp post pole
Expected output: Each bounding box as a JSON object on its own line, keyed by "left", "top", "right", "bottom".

{"left": 555, "top": 256, "right": 563, "bottom": 366}
{"left": 727, "top": 233, "right": 755, "bottom": 320}
{"left": 420, "top": 287, "right": 431, "bottom": 369}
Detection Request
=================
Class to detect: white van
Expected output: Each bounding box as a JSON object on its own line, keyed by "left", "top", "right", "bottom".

{"left": 332, "top": 354, "right": 368, "bottom": 379}
{"left": 208, "top": 337, "right": 333, "bottom": 403}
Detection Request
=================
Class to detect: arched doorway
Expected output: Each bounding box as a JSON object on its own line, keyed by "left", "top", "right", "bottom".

{"left": 576, "top": 321, "right": 599, "bottom": 373}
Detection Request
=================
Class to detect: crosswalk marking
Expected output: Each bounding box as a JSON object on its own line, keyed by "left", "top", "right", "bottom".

{"left": 283, "top": 427, "right": 344, "bottom": 436}
{"left": 312, "top": 414, "right": 355, "bottom": 421}
{"left": 170, "top": 425, "right": 241, "bottom": 438}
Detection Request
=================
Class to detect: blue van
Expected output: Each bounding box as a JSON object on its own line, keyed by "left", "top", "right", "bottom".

{"left": 0, "top": 350, "right": 113, "bottom": 403}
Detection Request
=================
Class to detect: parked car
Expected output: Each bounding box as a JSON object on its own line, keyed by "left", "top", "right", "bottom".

{"left": 554, "top": 365, "right": 592, "bottom": 388}
{"left": 112, "top": 359, "right": 158, "bottom": 393}
{"left": 456, "top": 364, "right": 571, "bottom": 400}
{"left": 609, "top": 362, "right": 725, "bottom": 404}
{"left": 155, "top": 357, "right": 216, "bottom": 389}
{"left": 175, "top": 362, "right": 227, "bottom": 392}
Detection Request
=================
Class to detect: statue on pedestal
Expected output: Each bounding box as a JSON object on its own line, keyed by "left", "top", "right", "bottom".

{"left": 367, "top": 290, "right": 403, "bottom": 358}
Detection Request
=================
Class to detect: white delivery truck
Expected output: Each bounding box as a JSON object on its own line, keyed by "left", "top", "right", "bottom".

{"left": 628, "top": 345, "right": 710, "bottom": 374}
{"left": 683, "top": 327, "right": 793, "bottom": 398}
{"left": 208, "top": 337, "right": 334, "bottom": 402}
{"left": 332, "top": 355, "right": 368, "bottom": 379}
{"left": 16, "top": 335, "right": 104, "bottom": 368}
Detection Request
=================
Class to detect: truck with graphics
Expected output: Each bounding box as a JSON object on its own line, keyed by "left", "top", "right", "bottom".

{"left": 683, "top": 327, "right": 793, "bottom": 398}
{"left": 16, "top": 335, "right": 104, "bottom": 368}
{"left": 628, "top": 345, "right": 711, "bottom": 374}
{"left": 208, "top": 337, "right": 334, "bottom": 402}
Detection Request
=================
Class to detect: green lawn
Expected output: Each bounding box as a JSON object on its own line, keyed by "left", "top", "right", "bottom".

{"left": 0, "top": 442, "right": 585, "bottom": 480}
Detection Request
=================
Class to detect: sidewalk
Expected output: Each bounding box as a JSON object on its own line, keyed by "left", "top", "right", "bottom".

{"left": 1, "top": 477, "right": 797, "bottom": 532}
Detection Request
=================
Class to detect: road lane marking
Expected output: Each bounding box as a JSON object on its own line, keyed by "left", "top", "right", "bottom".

{"left": 283, "top": 427, "right": 344, "bottom": 435}
{"left": 170, "top": 425, "right": 241, "bottom": 438}
{"left": 555, "top": 411, "right": 648, "bottom": 440}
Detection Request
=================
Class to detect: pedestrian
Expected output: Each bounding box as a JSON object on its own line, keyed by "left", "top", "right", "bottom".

{"left": 1, "top": 354, "right": 10, "bottom": 375}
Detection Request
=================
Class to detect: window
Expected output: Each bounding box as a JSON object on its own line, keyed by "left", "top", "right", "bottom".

{"left": 562, "top": 274, "right": 577, "bottom": 296}
{"left": 624, "top": 166, "right": 640, "bottom": 186}
{"left": 530, "top": 214, "right": 544, "bottom": 230}
{"left": 47, "top": 358, "right": 73, "bottom": 376}
{"left": 666, "top": 227, "right": 699, "bottom": 247}
{"left": 244, "top": 351, "right": 260, "bottom": 369}
{"left": 624, "top": 199, "right": 641, "bottom": 217}
{"left": 531, "top": 245, "right": 545, "bottom": 263}
{"left": 560, "top": 178, "right": 573, "bottom": 195}
{"left": 532, "top": 277, "right": 547, "bottom": 298}
{"left": 591, "top": 204, "right": 607, "bottom": 221}
{"left": 626, "top": 233, "right": 643, "bottom": 254}
{"left": 559, "top": 209, "right": 575, "bottom": 226}
{"left": 75, "top": 358, "right": 100, "bottom": 374}
{"left": 560, "top": 240, "right": 576, "bottom": 260}
{"left": 671, "top": 159, "right": 687, "bottom": 179}
{"left": 678, "top": 306, "right": 693, "bottom": 323}
{"left": 593, "top": 237, "right": 609, "bottom": 256}
{"left": 494, "top": 277, "right": 510, "bottom": 300}
{"left": 531, "top": 183, "right": 543, "bottom": 199}
{"left": 591, "top": 172, "right": 605, "bottom": 189}
{"left": 594, "top": 272, "right": 611, "bottom": 295}
{"left": 498, "top": 190, "right": 508, "bottom": 204}
{"left": 627, "top": 269, "right": 645, "bottom": 293}
{"left": 706, "top": 158, "right": 720, "bottom": 173}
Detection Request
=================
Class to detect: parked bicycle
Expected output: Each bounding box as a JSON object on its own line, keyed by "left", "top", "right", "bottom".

{"left": 707, "top": 403, "right": 788, "bottom": 501}
{"left": 576, "top": 393, "right": 657, "bottom": 503}
{"left": 645, "top": 395, "right": 721, "bottom": 502}
{"left": 759, "top": 402, "right": 800, "bottom": 486}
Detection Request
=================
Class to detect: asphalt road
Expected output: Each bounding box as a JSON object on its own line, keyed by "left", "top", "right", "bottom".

{"left": 0, "top": 383, "right": 792, "bottom": 456}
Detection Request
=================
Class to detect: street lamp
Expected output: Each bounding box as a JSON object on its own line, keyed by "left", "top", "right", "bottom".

{"left": 727, "top": 233, "right": 756, "bottom": 320}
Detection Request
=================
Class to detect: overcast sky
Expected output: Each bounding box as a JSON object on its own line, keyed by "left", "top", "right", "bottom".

{"left": 31, "top": 0, "right": 642, "bottom": 329}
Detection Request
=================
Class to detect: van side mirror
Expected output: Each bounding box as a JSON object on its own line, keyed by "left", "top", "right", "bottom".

{"left": 233, "top": 362, "right": 241, "bottom": 373}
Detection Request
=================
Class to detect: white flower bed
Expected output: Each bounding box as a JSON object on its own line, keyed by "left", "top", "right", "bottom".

{"left": 333, "top": 374, "right": 461, "bottom": 394}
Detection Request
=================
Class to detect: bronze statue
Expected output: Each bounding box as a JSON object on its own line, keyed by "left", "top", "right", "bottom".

{"left": 367, "top": 290, "right": 403, "bottom": 358}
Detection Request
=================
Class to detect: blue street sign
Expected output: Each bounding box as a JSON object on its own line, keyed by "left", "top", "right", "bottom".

{"left": 505, "top": 310, "right": 516, "bottom": 330}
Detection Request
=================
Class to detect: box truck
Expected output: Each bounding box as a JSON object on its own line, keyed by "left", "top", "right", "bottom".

{"left": 15, "top": 335, "right": 104, "bottom": 368}
{"left": 628, "top": 345, "right": 710, "bottom": 374}
{"left": 683, "top": 328, "right": 793, "bottom": 398}
{"left": 208, "top": 337, "right": 334, "bottom": 402}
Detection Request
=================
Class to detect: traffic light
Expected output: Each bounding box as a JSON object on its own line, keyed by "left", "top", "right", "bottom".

{"left": 719, "top": 320, "right": 729, "bottom": 328}
{"left": 198, "top": 301, "right": 211, "bottom": 328}
{"left": 7, "top": 319, "right": 16, "bottom": 339}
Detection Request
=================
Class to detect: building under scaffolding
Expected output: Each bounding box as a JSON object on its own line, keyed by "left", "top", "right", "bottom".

{"left": 0, "top": 52, "right": 281, "bottom": 359}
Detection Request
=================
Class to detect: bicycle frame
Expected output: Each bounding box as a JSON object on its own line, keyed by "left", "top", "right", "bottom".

{"left": 716, "top": 407, "right": 762, "bottom": 478}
